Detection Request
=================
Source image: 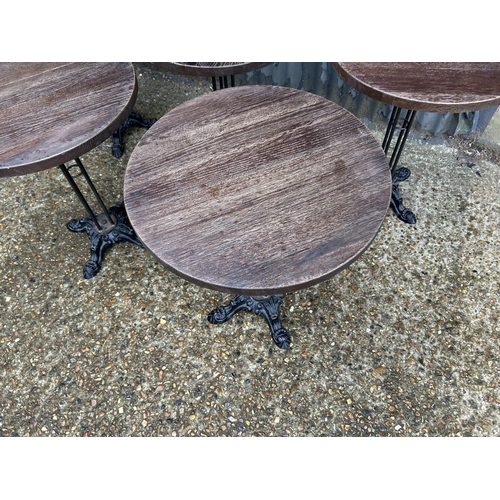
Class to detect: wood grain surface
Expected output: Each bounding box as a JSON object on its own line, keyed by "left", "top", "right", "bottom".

{"left": 0, "top": 62, "right": 137, "bottom": 177}
{"left": 333, "top": 62, "right": 500, "bottom": 113}
{"left": 124, "top": 85, "right": 392, "bottom": 295}
{"left": 153, "top": 62, "right": 271, "bottom": 77}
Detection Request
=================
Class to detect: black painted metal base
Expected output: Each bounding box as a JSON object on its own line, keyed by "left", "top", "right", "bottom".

{"left": 112, "top": 112, "right": 156, "bottom": 158}
{"left": 391, "top": 167, "right": 416, "bottom": 224}
{"left": 67, "top": 204, "right": 144, "bottom": 279}
{"left": 212, "top": 74, "right": 236, "bottom": 91}
{"left": 382, "top": 106, "right": 418, "bottom": 224}
{"left": 208, "top": 294, "right": 291, "bottom": 349}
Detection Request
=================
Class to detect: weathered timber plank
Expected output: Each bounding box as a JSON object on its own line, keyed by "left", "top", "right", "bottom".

{"left": 125, "top": 85, "right": 392, "bottom": 295}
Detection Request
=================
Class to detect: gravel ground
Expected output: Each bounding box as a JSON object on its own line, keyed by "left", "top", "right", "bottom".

{"left": 1, "top": 63, "right": 499, "bottom": 438}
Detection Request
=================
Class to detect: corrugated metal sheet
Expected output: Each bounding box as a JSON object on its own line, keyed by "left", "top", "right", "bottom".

{"left": 235, "top": 62, "right": 498, "bottom": 136}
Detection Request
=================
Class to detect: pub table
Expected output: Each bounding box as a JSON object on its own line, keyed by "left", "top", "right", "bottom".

{"left": 332, "top": 62, "right": 500, "bottom": 224}
{"left": 0, "top": 62, "right": 145, "bottom": 279}
{"left": 124, "top": 85, "right": 392, "bottom": 349}
{"left": 154, "top": 62, "right": 271, "bottom": 90}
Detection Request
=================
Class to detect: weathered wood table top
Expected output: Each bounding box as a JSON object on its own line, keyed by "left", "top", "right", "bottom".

{"left": 333, "top": 62, "right": 500, "bottom": 113}
{"left": 153, "top": 62, "right": 271, "bottom": 77}
{"left": 0, "top": 62, "right": 137, "bottom": 177}
{"left": 124, "top": 85, "right": 392, "bottom": 296}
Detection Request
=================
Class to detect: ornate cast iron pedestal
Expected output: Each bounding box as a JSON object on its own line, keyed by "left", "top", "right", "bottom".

{"left": 66, "top": 204, "right": 143, "bottom": 279}
{"left": 111, "top": 112, "right": 157, "bottom": 158}
{"left": 208, "top": 294, "right": 291, "bottom": 349}
{"left": 59, "top": 158, "right": 143, "bottom": 279}
{"left": 383, "top": 106, "right": 417, "bottom": 224}
{"left": 391, "top": 167, "right": 416, "bottom": 224}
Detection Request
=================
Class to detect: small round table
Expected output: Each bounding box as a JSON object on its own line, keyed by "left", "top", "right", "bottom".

{"left": 124, "top": 85, "right": 392, "bottom": 349}
{"left": 0, "top": 62, "right": 145, "bottom": 278}
{"left": 154, "top": 62, "right": 271, "bottom": 90}
{"left": 332, "top": 62, "right": 500, "bottom": 224}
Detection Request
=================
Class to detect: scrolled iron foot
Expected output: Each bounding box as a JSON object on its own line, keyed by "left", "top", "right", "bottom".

{"left": 208, "top": 294, "right": 291, "bottom": 349}
{"left": 112, "top": 111, "right": 157, "bottom": 158}
{"left": 391, "top": 167, "right": 416, "bottom": 224}
{"left": 67, "top": 204, "right": 144, "bottom": 279}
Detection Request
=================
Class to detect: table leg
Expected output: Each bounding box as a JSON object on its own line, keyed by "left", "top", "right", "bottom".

{"left": 59, "top": 158, "right": 144, "bottom": 279}
{"left": 211, "top": 75, "right": 236, "bottom": 91}
{"left": 383, "top": 106, "right": 417, "bottom": 224}
{"left": 208, "top": 294, "right": 291, "bottom": 349}
{"left": 111, "top": 111, "right": 156, "bottom": 158}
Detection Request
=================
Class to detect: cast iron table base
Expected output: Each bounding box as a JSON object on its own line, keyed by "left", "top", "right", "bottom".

{"left": 384, "top": 106, "right": 419, "bottom": 225}
{"left": 383, "top": 106, "right": 418, "bottom": 225}
{"left": 208, "top": 294, "right": 291, "bottom": 349}
{"left": 112, "top": 112, "right": 157, "bottom": 158}
{"left": 59, "top": 158, "right": 143, "bottom": 279}
{"left": 67, "top": 204, "right": 144, "bottom": 279}
{"left": 391, "top": 167, "right": 416, "bottom": 224}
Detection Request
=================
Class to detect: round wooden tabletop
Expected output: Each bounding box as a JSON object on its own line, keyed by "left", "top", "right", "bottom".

{"left": 124, "top": 85, "right": 392, "bottom": 296}
{"left": 0, "top": 62, "right": 137, "bottom": 177}
{"left": 333, "top": 62, "right": 500, "bottom": 113}
{"left": 153, "top": 62, "right": 271, "bottom": 77}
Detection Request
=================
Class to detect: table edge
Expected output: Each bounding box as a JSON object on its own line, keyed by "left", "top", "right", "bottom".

{"left": 332, "top": 62, "right": 500, "bottom": 113}
{"left": 129, "top": 220, "right": 389, "bottom": 296}
{"left": 0, "top": 62, "right": 138, "bottom": 177}
{"left": 153, "top": 62, "right": 272, "bottom": 77}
